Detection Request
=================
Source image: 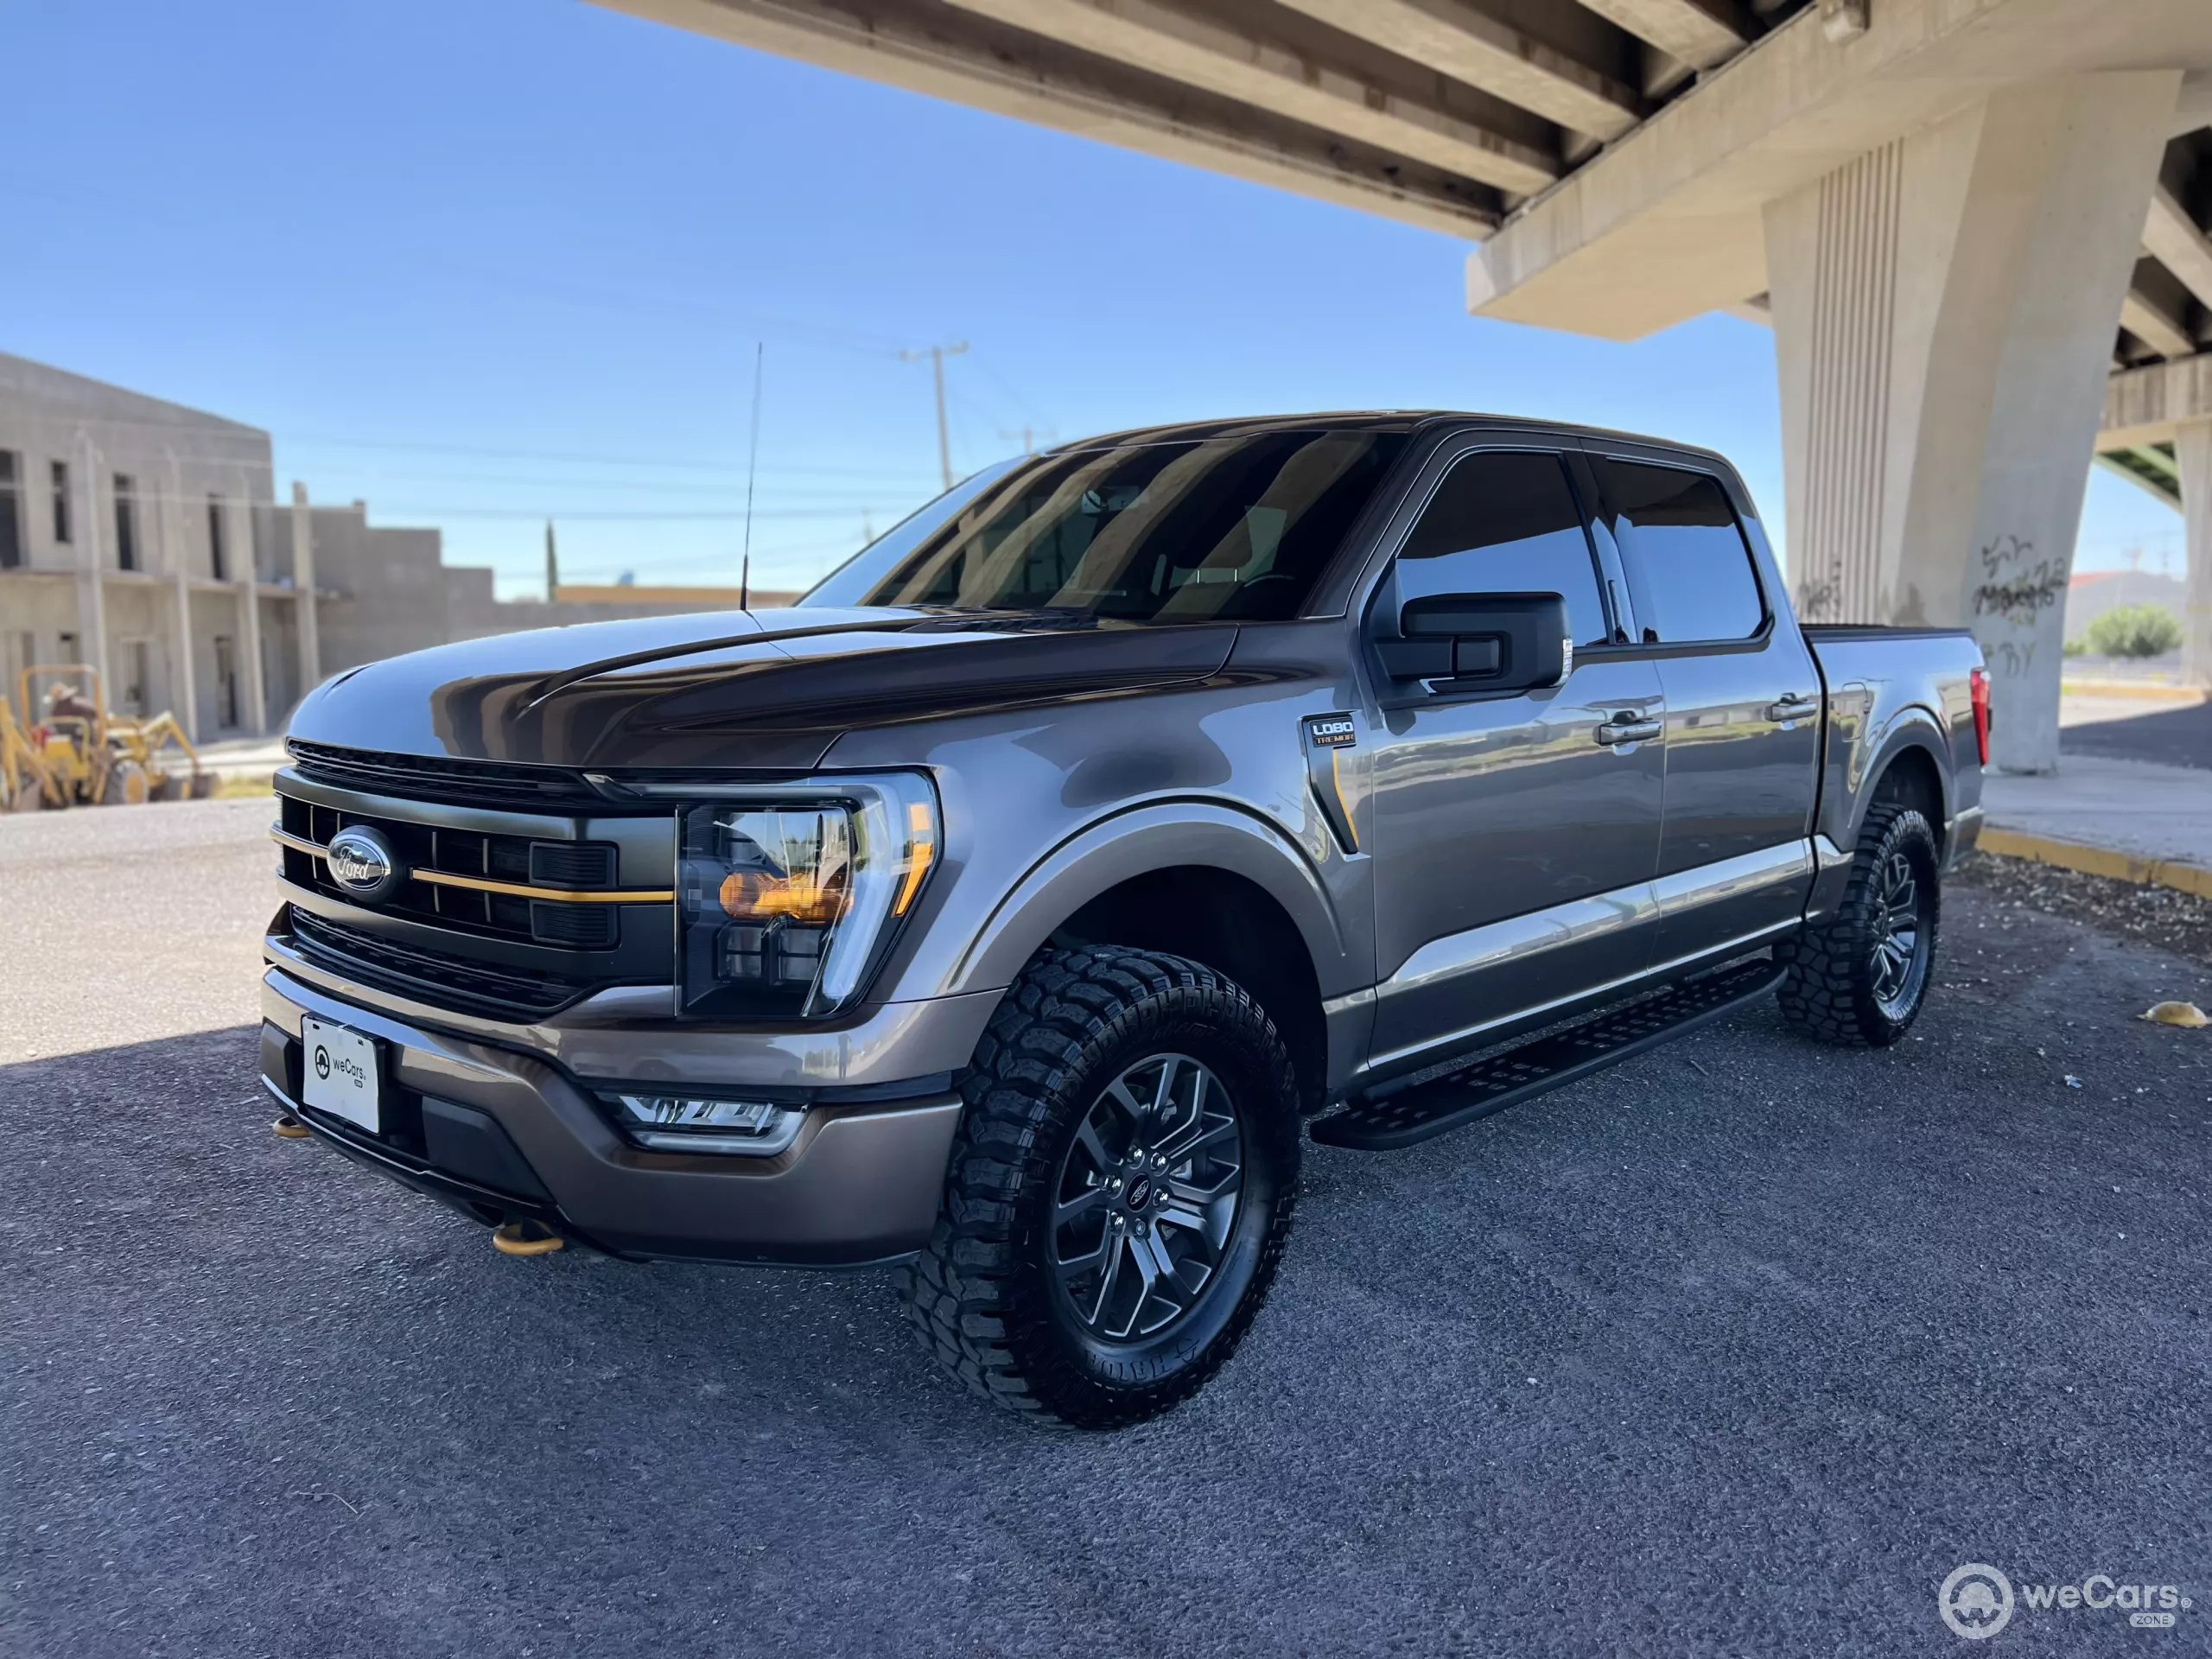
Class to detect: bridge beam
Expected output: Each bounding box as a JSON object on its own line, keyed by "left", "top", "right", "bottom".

{"left": 1765, "top": 73, "right": 2181, "bottom": 772}
{"left": 937, "top": 0, "right": 1559, "bottom": 195}
{"left": 1272, "top": 0, "right": 1642, "bottom": 145}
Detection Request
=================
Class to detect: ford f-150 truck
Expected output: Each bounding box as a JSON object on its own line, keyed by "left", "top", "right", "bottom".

{"left": 259, "top": 413, "right": 1987, "bottom": 1427}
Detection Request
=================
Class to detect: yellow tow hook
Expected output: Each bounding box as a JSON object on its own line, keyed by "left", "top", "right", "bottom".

{"left": 492, "top": 1220, "right": 564, "bottom": 1257}
{"left": 272, "top": 1112, "right": 311, "bottom": 1140}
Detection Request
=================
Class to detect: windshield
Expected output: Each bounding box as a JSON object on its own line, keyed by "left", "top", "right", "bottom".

{"left": 802, "top": 429, "right": 1409, "bottom": 623}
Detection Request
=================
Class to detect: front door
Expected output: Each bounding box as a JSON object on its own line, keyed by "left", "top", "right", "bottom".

{"left": 1583, "top": 452, "right": 1820, "bottom": 964}
{"left": 1363, "top": 444, "right": 1668, "bottom": 1072}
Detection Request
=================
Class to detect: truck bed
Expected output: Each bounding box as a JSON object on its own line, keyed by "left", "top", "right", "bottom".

{"left": 1801, "top": 624, "right": 1984, "bottom": 856}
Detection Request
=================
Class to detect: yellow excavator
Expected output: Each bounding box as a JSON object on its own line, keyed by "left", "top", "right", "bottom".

{"left": 0, "top": 696, "right": 60, "bottom": 812}
{"left": 3, "top": 665, "right": 214, "bottom": 810}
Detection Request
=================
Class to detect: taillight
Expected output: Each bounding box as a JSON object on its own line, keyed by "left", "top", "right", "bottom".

{"left": 1969, "top": 667, "right": 1991, "bottom": 766}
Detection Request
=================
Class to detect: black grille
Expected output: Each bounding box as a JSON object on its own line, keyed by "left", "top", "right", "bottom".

{"left": 288, "top": 741, "right": 606, "bottom": 810}
{"left": 529, "top": 901, "right": 618, "bottom": 949}
{"left": 279, "top": 794, "right": 623, "bottom": 949}
{"left": 530, "top": 842, "right": 618, "bottom": 887}
{"left": 289, "top": 909, "right": 598, "bottom": 1020}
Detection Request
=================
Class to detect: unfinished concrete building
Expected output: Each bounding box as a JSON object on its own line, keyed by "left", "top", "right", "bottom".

{"left": 0, "top": 354, "right": 766, "bottom": 739}
{"left": 0, "top": 353, "right": 300, "bottom": 740}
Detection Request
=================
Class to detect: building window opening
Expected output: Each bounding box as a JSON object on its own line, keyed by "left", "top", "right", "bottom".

{"left": 0, "top": 452, "right": 22, "bottom": 569}
{"left": 113, "top": 474, "right": 140, "bottom": 572}
{"left": 214, "top": 635, "right": 240, "bottom": 728}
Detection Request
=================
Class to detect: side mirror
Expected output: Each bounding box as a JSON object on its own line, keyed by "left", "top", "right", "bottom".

{"left": 1376, "top": 592, "right": 1570, "bottom": 691}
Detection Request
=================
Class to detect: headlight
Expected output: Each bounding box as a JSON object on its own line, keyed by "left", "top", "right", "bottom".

{"left": 675, "top": 773, "right": 938, "bottom": 1019}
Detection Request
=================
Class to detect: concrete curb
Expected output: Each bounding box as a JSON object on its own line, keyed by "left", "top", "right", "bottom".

{"left": 2059, "top": 679, "right": 2207, "bottom": 703}
{"left": 1980, "top": 825, "right": 2212, "bottom": 900}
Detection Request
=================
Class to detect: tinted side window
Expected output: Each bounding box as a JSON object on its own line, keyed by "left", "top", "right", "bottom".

{"left": 1590, "top": 459, "right": 1764, "bottom": 641}
{"left": 1392, "top": 450, "right": 1608, "bottom": 647}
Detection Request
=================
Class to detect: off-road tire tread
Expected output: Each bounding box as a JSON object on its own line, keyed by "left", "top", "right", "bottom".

{"left": 896, "top": 945, "right": 1299, "bottom": 1428}
{"left": 1777, "top": 804, "right": 1939, "bottom": 1047}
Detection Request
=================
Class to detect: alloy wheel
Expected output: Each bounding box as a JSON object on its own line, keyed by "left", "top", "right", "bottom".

{"left": 1049, "top": 1052, "right": 1245, "bottom": 1344}
{"left": 1868, "top": 849, "right": 1929, "bottom": 1019}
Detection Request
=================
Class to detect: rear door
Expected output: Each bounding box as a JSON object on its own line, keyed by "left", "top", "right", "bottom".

{"left": 1578, "top": 450, "right": 1819, "bottom": 966}
{"left": 1362, "top": 442, "right": 1667, "bottom": 1071}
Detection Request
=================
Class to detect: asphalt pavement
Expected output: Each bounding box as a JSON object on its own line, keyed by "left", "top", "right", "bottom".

{"left": 4, "top": 803, "right": 2210, "bottom": 1656}
{"left": 2063, "top": 694, "right": 2212, "bottom": 772}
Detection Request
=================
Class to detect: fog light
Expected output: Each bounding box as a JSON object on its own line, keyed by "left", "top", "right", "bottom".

{"left": 608, "top": 1093, "right": 804, "bottom": 1155}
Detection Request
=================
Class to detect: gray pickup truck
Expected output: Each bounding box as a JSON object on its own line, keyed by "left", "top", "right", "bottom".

{"left": 259, "top": 412, "right": 1987, "bottom": 1427}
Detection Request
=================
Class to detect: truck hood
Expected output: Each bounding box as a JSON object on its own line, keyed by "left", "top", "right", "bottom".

{"left": 287, "top": 607, "right": 1240, "bottom": 772}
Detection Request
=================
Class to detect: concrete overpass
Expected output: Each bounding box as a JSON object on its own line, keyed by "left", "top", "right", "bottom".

{"left": 599, "top": 0, "right": 2212, "bottom": 767}
{"left": 2099, "top": 349, "right": 2212, "bottom": 687}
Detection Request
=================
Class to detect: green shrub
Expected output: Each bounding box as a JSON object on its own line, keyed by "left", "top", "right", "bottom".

{"left": 2083, "top": 603, "right": 2183, "bottom": 660}
{"left": 2063, "top": 637, "right": 2086, "bottom": 658}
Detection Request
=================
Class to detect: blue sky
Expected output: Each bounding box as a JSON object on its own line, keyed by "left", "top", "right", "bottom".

{"left": 1, "top": 0, "right": 2184, "bottom": 599}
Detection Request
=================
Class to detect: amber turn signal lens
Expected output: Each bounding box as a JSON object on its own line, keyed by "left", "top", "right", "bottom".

{"left": 718, "top": 866, "right": 848, "bottom": 925}
{"left": 893, "top": 799, "right": 937, "bottom": 917}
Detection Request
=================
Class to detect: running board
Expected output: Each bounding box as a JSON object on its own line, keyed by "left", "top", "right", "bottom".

{"left": 1310, "top": 957, "right": 1785, "bottom": 1152}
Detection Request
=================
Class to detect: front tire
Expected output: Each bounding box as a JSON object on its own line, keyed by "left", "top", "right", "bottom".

{"left": 898, "top": 946, "right": 1300, "bottom": 1428}
{"left": 1778, "top": 804, "right": 1941, "bottom": 1046}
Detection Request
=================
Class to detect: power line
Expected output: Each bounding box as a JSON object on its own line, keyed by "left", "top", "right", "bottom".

{"left": 268, "top": 504, "right": 897, "bottom": 523}
{"left": 12, "top": 412, "right": 944, "bottom": 479}
{"left": 969, "top": 350, "right": 1053, "bottom": 426}
{"left": 268, "top": 467, "right": 915, "bottom": 500}
{"left": 0, "top": 168, "right": 915, "bottom": 359}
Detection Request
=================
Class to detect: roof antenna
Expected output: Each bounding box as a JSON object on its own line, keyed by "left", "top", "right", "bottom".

{"left": 741, "top": 340, "right": 763, "bottom": 610}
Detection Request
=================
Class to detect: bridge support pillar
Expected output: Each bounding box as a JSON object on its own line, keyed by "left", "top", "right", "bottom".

{"left": 1764, "top": 73, "right": 2181, "bottom": 771}
{"left": 2179, "top": 421, "right": 2212, "bottom": 690}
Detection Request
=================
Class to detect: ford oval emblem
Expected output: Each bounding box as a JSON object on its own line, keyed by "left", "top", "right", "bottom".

{"left": 325, "top": 824, "right": 407, "bottom": 904}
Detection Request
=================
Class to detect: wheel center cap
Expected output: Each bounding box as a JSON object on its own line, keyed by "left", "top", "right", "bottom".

{"left": 1124, "top": 1175, "right": 1154, "bottom": 1210}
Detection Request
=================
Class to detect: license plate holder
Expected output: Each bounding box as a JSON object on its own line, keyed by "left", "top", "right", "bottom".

{"left": 300, "top": 1018, "right": 383, "bottom": 1135}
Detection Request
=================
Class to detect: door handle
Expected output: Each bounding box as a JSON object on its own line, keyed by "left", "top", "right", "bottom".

{"left": 1594, "top": 715, "right": 1662, "bottom": 747}
{"left": 1768, "top": 692, "right": 1819, "bottom": 722}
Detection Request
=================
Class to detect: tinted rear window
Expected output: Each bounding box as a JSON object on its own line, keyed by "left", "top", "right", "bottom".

{"left": 1591, "top": 459, "right": 1765, "bottom": 642}
{"left": 812, "top": 430, "right": 1408, "bottom": 624}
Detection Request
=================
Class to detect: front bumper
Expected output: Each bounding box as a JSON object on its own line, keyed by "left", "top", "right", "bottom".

{"left": 260, "top": 966, "right": 962, "bottom": 1266}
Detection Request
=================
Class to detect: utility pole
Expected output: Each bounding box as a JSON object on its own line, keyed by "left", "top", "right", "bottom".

{"left": 544, "top": 520, "right": 559, "bottom": 601}
{"left": 900, "top": 340, "right": 968, "bottom": 489}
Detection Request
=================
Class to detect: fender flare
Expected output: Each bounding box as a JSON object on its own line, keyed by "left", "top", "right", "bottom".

{"left": 1850, "top": 707, "right": 1955, "bottom": 843}
{"left": 947, "top": 799, "right": 1354, "bottom": 998}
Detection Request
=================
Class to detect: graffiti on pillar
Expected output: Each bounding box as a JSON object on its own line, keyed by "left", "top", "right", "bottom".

{"left": 1970, "top": 534, "right": 2066, "bottom": 631}
{"left": 1969, "top": 532, "right": 2071, "bottom": 696}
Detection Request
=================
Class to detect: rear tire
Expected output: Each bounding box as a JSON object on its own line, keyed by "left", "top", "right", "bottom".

{"left": 1777, "top": 804, "right": 1941, "bottom": 1046}
{"left": 100, "top": 760, "right": 148, "bottom": 806}
{"left": 898, "top": 945, "right": 1300, "bottom": 1428}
